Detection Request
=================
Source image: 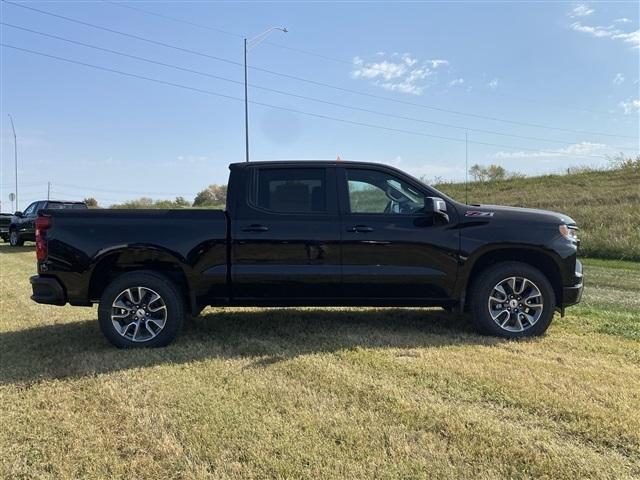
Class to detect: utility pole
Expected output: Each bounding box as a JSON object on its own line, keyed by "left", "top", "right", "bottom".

{"left": 465, "top": 131, "right": 469, "bottom": 205}
{"left": 8, "top": 114, "right": 18, "bottom": 211}
{"left": 243, "top": 27, "right": 287, "bottom": 162}
{"left": 47, "top": 182, "right": 51, "bottom": 200}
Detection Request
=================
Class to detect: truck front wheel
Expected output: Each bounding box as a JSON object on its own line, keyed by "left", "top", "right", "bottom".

{"left": 469, "top": 262, "right": 556, "bottom": 338}
{"left": 98, "top": 271, "right": 184, "bottom": 348}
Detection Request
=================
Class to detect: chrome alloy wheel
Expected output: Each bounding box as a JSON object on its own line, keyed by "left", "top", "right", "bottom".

{"left": 111, "top": 287, "right": 167, "bottom": 342}
{"left": 487, "top": 276, "right": 544, "bottom": 332}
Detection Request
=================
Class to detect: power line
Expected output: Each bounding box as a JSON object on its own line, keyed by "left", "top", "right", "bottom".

{"left": 55, "top": 182, "right": 192, "bottom": 197}
{"left": 48, "top": 190, "right": 126, "bottom": 204}
{"left": 1, "top": 42, "right": 623, "bottom": 160}
{"left": 5, "top": 22, "right": 635, "bottom": 151}
{"left": 106, "top": 0, "right": 626, "bottom": 118}
{"left": 104, "top": 0, "right": 243, "bottom": 39}
{"left": 2, "top": 1, "right": 243, "bottom": 67}
{"left": 3, "top": 0, "right": 636, "bottom": 141}
{"left": 0, "top": 181, "right": 45, "bottom": 188}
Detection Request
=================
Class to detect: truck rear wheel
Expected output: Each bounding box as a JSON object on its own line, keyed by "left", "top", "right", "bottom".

{"left": 98, "top": 271, "right": 184, "bottom": 348}
{"left": 469, "top": 262, "right": 556, "bottom": 338}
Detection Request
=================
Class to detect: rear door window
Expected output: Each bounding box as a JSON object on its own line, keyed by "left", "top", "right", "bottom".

{"left": 253, "top": 168, "right": 327, "bottom": 213}
{"left": 46, "top": 202, "right": 87, "bottom": 210}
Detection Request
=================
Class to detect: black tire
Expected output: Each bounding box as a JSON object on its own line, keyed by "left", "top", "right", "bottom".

{"left": 9, "top": 229, "right": 24, "bottom": 247}
{"left": 98, "top": 271, "right": 185, "bottom": 348}
{"left": 469, "top": 261, "right": 556, "bottom": 339}
{"left": 1, "top": 234, "right": 8, "bottom": 243}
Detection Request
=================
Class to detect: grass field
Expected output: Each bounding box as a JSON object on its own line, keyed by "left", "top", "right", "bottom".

{"left": 435, "top": 165, "right": 640, "bottom": 261}
{"left": 1, "top": 243, "right": 639, "bottom": 479}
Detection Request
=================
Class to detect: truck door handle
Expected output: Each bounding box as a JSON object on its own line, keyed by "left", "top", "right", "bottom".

{"left": 346, "top": 225, "right": 374, "bottom": 233}
{"left": 242, "top": 224, "right": 269, "bottom": 232}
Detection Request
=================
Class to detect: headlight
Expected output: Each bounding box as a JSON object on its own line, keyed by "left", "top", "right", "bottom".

{"left": 559, "top": 224, "right": 579, "bottom": 243}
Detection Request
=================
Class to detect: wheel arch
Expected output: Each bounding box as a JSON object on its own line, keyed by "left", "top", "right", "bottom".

{"left": 88, "top": 247, "right": 195, "bottom": 313}
{"left": 461, "top": 247, "right": 564, "bottom": 309}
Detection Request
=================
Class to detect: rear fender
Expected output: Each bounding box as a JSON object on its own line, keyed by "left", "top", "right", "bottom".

{"left": 88, "top": 245, "right": 195, "bottom": 310}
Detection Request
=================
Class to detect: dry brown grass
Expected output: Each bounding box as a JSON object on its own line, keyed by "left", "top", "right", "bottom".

{"left": 1, "top": 244, "right": 639, "bottom": 479}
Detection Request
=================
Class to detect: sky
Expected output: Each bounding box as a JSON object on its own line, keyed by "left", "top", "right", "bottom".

{"left": 1, "top": 0, "right": 638, "bottom": 209}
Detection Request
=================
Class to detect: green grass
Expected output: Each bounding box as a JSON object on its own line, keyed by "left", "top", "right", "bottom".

{"left": 435, "top": 166, "right": 640, "bottom": 261}
{"left": 1, "top": 243, "right": 639, "bottom": 479}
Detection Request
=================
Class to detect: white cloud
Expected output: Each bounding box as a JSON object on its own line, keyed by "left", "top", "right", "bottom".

{"left": 448, "top": 78, "right": 464, "bottom": 87}
{"left": 619, "top": 98, "right": 640, "bottom": 114}
{"left": 492, "top": 142, "right": 608, "bottom": 159}
{"left": 570, "top": 4, "right": 594, "bottom": 18}
{"left": 571, "top": 21, "right": 639, "bottom": 48}
{"left": 614, "top": 18, "right": 631, "bottom": 24}
{"left": 388, "top": 155, "right": 403, "bottom": 167}
{"left": 612, "top": 29, "right": 640, "bottom": 48}
{"left": 613, "top": 73, "right": 625, "bottom": 85}
{"left": 177, "top": 154, "right": 209, "bottom": 164}
{"left": 571, "top": 22, "right": 619, "bottom": 38}
{"left": 428, "top": 59, "right": 449, "bottom": 68}
{"left": 351, "top": 53, "right": 447, "bottom": 96}
{"left": 487, "top": 78, "right": 499, "bottom": 89}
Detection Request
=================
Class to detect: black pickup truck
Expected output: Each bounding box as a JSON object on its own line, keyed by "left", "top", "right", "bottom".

{"left": 9, "top": 200, "right": 87, "bottom": 246}
{"left": 30, "top": 161, "right": 583, "bottom": 347}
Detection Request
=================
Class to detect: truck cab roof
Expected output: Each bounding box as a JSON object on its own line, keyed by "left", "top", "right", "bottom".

{"left": 229, "top": 160, "right": 390, "bottom": 170}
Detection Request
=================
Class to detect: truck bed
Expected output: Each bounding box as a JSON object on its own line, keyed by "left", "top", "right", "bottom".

{"left": 41, "top": 208, "right": 228, "bottom": 305}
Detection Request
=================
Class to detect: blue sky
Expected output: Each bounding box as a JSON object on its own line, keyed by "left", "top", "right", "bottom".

{"left": 1, "top": 0, "right": 638, "bottom": 209}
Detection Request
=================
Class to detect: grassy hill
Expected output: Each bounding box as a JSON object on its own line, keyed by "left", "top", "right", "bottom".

{"left": 435, "top": 165, "right": 640, "bottom": 261}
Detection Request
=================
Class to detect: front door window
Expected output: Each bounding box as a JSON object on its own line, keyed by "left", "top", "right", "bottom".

{"left": 346, "top": 169, "right": 425, "bottom": 215}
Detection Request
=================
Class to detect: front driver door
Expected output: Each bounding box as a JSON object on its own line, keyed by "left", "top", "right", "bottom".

{"left": 338, "top": 166, "right": 459, "bottom": 301}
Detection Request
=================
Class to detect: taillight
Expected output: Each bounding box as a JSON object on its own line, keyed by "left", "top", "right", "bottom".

{"left": 35, "top": 216, "right": 52, "bottom": 261}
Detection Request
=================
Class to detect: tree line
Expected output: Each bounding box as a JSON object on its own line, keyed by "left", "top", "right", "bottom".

{"left": 83, "top": 155, "right": 638, "bottom": 209}
{"left": 84, "top": 184, "right": 227, "bottom": 209}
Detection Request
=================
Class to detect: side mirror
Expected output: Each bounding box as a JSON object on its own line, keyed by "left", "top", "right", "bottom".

{"left": 14, "top": 211, "right": 23, "bottom": 218}
{"left": 424, "top": 197, "right": 449, "bottom": 223}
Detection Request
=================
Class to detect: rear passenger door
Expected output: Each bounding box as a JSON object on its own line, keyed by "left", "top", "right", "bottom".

{"left": 231, "top": 166, "right": 341, "bottom": 301}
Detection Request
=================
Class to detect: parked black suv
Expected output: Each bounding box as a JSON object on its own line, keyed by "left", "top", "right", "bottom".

{"left": 29, "top": 161, "right": 583, "bottom": 347}
{"left": 9, "top": 200, "right": 87, "bottom": 246}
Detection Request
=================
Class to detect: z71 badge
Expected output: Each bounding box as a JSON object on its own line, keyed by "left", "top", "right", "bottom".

{"left": 465, "top": 210, "right": 495, "bottom": 217}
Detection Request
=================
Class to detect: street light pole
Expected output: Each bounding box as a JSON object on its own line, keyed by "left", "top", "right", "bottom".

{"left": 244, "top": 26, "right": 287, "bottom": 162}
{"left": 244, "top": 37, "right": 249, "bottom": 163}
{"left": 8, "top": 114, "right": 18, "bottom": 211}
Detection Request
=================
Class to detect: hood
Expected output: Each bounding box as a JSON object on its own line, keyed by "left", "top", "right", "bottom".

{"left": 461, "top": 204, "right": 576, "bottom": 226}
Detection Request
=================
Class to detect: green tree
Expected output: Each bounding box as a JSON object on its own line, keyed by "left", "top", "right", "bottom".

{"left": 193, "top": 184, "right": 227, "bottom": 208}
{"left": 469, "top": 164, "right": 513, "bottom": 182}
{"left": 486, "top": 164, "right": 506, "bottom": 181}
{"left": 110, "top": 196, "right": 193, "bottom": 209}
{"left": 174, "top": 196, "right": 190, "bottom": 208}
{"left": 469, "top": 164, "right": 486, "bottom": 182}
{"left": 83, "top": 197, "right": 98, "bottom": 208}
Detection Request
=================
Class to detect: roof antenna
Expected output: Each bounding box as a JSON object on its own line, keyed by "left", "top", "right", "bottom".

{"left": 465, "top": 131, "right": 469, "bottom": 205}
